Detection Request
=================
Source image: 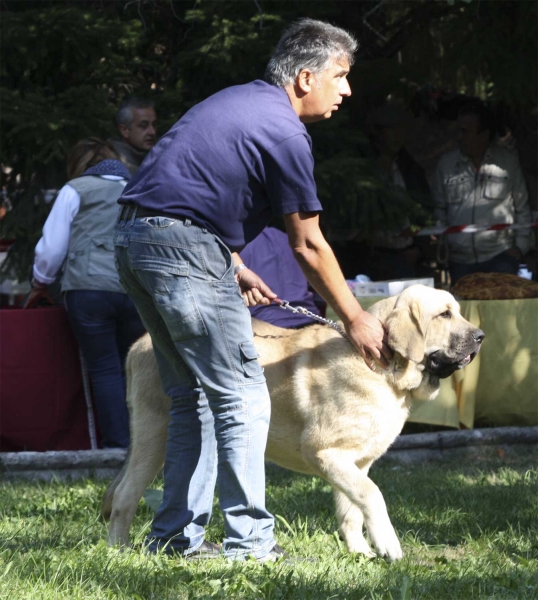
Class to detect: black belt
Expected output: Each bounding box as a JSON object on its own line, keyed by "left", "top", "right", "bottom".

{"left": 121, "top": 204, "right": 185, "bottom": 221}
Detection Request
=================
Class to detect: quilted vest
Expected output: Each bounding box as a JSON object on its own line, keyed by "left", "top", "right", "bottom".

{"left": 61, "top": 176, "right": 126, "bottom": 293}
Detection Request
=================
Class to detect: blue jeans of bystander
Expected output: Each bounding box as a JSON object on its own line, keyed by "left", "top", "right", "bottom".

{"left": 65, "top": 289, "right": 146, "bottom": 448}
{"left": 113, "top": 212, "right": 275, "bottom": 560}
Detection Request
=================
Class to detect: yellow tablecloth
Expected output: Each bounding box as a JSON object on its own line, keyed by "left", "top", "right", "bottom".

{"left": 327, "top": 297, "right": 538, "bottom": 429}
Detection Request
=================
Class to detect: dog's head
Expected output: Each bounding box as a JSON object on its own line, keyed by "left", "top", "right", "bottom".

{"left": 370, "top": 285, "right": 484, "bottom": 395}
{"left": 384, "top": 285, "right": 484, "bottom": 375}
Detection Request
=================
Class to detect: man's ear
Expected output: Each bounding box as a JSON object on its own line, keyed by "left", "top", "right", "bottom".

{"left": 384, "top": 299, "right": 425, "bottom": 363}
{"left": 118, "top": 124, "right": 130, "bottom": 142}
{"left": 296, "top": 69, "right": 315, "bottom": 94}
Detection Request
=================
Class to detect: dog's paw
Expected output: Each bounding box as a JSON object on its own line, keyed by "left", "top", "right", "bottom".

{"left": 367, "top": 523, "right": 403, "bottom": 561}
{"left": 345, "top": 536, "right": 376, "bottom": 558}
{"left": 376, "top": 538, "right": 403, "bottom": 561}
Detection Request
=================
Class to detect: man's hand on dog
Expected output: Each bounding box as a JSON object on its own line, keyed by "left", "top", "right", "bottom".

{"left": 236, "top": 267, "right": 281, "bottom": 307}
{"left": 346, "top": 311, "right": 392, "bottom": 370}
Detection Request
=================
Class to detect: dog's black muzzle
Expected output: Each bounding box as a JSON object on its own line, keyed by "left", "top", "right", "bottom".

{"left": 426, "top": 328, "right": 485, "bottom": 379}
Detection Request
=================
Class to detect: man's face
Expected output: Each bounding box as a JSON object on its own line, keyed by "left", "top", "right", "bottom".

{"left": 300, "top": 57, "right": 352, "bottom": 123}
{"left": 457, "top": 114, "right": 489, "bottom": 158}
{"left": 119, "top": 107, "right": 157, "bottom": 151}
{"left": 376, "top": 125, "right": 406, "bottom": 156}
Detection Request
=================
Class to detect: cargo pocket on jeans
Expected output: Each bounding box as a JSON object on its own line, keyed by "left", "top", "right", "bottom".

{"left": 239, "top": 341, "right": 264, "bottom": 378}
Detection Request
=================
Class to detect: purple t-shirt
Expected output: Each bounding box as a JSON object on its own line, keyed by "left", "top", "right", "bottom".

{"left": 120, "top": 80, "right": 322, "bottom": 251}
{"left": 241, "top": 228, "right": 323, "bottom": 328}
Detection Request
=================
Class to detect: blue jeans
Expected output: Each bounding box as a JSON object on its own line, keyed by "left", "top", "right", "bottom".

{"left": 65, "top": 290, "right": 146, "bottom": 448}
{"left": 114, "top": 213, "right": 275, "bottom": 559}
{"left": 449, "top": 249, "right": 520, "bottom": 285}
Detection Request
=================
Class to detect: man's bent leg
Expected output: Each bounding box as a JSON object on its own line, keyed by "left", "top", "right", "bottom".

{"left": 114, "top": 231, "right": 218, "bottom": 555}
{"left": 177, "top": 235, "right": 275, "bottom": 559}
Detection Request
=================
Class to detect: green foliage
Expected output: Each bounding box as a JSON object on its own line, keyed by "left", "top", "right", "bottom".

{"left": 309, "top": 116, "right": 432, "bottom": 241}
{"left": 0, "top": 1, "right": 536, "bottom": 281}
{"left": 0, "top": 186, "right": 52, "bottom": 282}
{"left": 316, "top": 154, "right": 425, "bottom": 241}
{"left": 398, "top": 1, "right": 537, "bottom": 111}
{"left": 0, "top": 7, "right": 152, "bottom": 183}
{"left": 0, "top": 6, "right": 154, "bottom": 280}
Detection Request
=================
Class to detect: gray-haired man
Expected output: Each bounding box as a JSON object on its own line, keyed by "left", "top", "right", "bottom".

{"left": 114, "top": 18, "right": 391, "bottom": 562}
{"left": 109, "top": 96, "right": 158, "bottom": 175}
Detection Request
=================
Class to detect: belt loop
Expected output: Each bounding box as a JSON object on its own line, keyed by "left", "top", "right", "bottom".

{"left": 117, "top": 205, "right": 126, "bottom": 227}
{"left": 184, "top": 218, "right": 191, "bottom": 227}
{"left": 128, "top": 204, "right": 137, "bottom": 227}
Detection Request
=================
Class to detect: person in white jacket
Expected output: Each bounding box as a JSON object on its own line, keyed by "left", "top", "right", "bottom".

{"left": 432, "top": 100, "right": 532, "bottom": 285}
{"left": 25, "top": 138, "right": 146, "bottom": 448}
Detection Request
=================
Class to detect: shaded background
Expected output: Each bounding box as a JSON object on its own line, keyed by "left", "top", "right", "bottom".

{"left": 1, "top": 0, "right": 537, "bottom": 281}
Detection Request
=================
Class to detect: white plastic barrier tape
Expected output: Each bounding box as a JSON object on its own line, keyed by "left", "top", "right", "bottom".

{"left": 408, "top": 221, "right": 538, "bottom": 237}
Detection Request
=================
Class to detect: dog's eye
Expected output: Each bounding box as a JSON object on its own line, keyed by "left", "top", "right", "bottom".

{"left": 439, "top": 310, "right": 452, "bottom": 319}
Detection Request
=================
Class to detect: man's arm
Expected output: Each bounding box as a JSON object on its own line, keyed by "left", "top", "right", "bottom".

{"left": 24, "top": 184, "right": 80, "bottom": 309}
{"left": 283, "top": 211, "right": 391, "bottom": 367}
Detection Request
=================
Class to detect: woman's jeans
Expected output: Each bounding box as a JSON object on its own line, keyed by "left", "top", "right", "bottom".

{"left": 114, "top": 213, "right": 275, "bottom": 559}
{"left": 65, "top": 290, "right": 146, "bottom": 448}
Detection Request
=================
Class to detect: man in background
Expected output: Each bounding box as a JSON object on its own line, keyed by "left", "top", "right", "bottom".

{"left": 432, "top": 100, "right": 532, "bottom": 285}
{"left": 365, "top": 104, "right": 433, "bottom": 280}
{"left": 109, "top": 96, "right": 158, "bottom": 175}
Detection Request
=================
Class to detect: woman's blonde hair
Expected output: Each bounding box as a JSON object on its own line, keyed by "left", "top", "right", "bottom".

{"left": 67, "top": 137, "right": 119, "bottom": 180}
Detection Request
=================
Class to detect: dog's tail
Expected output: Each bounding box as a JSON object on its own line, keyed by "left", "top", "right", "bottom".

{"left": 101, "top": 448, "right": 130, "bottom": 521}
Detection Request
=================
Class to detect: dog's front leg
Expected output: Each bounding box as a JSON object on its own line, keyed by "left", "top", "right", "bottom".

{"left": 333, "top": 489, "right": 375, "bottom": 557}
{"left": 310, "top": 449, "right": 403, "bottom": 561}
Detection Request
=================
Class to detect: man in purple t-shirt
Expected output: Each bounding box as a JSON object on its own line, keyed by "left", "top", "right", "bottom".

{"left": 114, "top": 18, "right": 391, "bottom": 562}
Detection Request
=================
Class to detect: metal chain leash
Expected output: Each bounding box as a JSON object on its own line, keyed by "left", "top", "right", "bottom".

{"left": 278, "top": 300, "right": 350, "bottom": 341}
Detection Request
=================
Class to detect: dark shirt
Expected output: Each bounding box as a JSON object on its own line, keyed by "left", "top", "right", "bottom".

{"left": 120, "top": 80, "right": 322, "bottom": 251}
{"left": 395, "top": 148, "right": 434, "bottom": 219}
{"left": 109, "top": 139, "right": 148, "bottom": 176}
{"left": 241, "top": 227, "right": 321, "bottom": 328}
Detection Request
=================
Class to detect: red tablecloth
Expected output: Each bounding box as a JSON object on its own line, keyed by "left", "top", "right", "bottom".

{"left": 0, "top": 306, "right": 93, "bottom": 451}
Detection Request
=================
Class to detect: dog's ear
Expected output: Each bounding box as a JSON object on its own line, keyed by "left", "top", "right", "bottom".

{"left": 384, "top": 298, "right": 425, "bottom": 363}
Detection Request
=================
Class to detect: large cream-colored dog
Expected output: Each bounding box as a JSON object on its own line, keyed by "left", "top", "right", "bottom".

{"left": 102, "top": 285, "right": 483, "bottom": 561}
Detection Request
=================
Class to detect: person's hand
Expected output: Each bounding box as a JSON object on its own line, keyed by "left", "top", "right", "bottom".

{"left": 346, "top": 310, "right": 392, "bottom": 370}
{"left": 23, "top": 283, "right": 55, "bottom": 309}
{"left": 235, "top": 267, "right": 281, "bottom": 307}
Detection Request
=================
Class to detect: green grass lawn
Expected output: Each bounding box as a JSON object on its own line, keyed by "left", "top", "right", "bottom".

{"left": 1, "top": 449, "right": 537, "bottom": 599}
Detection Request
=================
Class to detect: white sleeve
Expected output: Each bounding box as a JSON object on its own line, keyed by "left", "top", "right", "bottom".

{"left": 33, "top": 184, "right": 80, "bottom": 284}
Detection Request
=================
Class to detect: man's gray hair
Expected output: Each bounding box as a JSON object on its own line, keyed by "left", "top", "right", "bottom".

{"left": 116, "top": 96, "right": 155, "bottom": 127}
{"left": 265, "top": 18, "right": 357, "bottom": 88}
